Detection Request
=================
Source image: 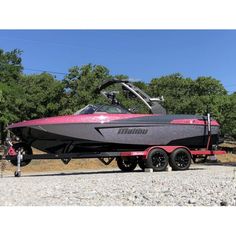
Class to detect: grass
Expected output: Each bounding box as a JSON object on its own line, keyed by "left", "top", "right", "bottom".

{"left": 216, "top": 153, "right": 236, "bottom": 163}
{"left": 3, "top": 159, "right": 118, "bottom": 173}
{"left": 1, "top": 148, "right": 117, "bottom": 173}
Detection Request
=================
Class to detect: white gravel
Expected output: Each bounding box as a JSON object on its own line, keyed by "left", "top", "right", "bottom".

{"left": 0, "top": 164, "right": 236, "bottom": 206}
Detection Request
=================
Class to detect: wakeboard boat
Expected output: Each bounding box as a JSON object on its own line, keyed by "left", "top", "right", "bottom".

{"left": 8, "top": 79, "right": 221, "bottom": 155}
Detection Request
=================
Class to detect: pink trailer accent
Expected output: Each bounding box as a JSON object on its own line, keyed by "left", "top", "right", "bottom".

{"left": 120, "top": 146, "right": 190, "bottom": 159}
{"left": 155, "top": 146, "right": 189, "bottom": 153}
{"left": 8, "top": 146, "right": 17, "bottom": 156}
{"left": 120, "top": 147, "right": 226, "bottom": 159}
{"left": 190, "top": 150, "right": 226, "bottom": 155}
{"left": 120, "top": 151, "right": 146, "bottom": 157}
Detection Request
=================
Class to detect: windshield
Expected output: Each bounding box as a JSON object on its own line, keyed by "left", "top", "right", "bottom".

{"left": 74, "top": 104, "right": 130, "bottom": 115}
{"left": 96, "top": 105, "right": 130, "bottom": 114}
{"left": 74, "top": 105, "right": 97, "bottom": 115}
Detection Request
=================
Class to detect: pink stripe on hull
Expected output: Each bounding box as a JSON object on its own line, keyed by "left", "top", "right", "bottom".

{"left": 8, "top": 114, "right": 154, "bottom": 128}
{"left": 170, "top": 119, "right": 219, "bottom": 126}
{"left": 8, "top": 114, "right": 220, "bottom": 129}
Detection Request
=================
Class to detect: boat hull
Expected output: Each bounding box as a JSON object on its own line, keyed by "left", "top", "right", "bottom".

{"left": 9, "top": 114, "right": 220, "bottom": 153}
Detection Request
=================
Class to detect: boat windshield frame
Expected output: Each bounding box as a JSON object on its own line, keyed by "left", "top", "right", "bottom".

{"left": 74, "top": 104, "right": 130, "bottom": 115}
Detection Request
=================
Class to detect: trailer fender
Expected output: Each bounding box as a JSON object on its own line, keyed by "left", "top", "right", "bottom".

{"left": 143, "top": 146, "right": 192, "bottom": 159}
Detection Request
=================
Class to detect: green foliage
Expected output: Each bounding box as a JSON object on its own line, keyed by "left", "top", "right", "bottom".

{"left": 221, "top": 93, "right": 236, "bottom": 139}
{"left": 0, "top": 73, "right": 64, "bottom": 125}
{"left": 61, "top": 64, "right": 112, "bottom": 114}
{"left": 18, "top": 73, "right": 64, "bottom": 120}
{"left": 0, "top": 48, "right": 24, "bottom": 125}
{"left": 148, "top": 73, "right": 195, "bottom": 114}
{"left": 149, "top": 73, "right": 227, "bottom": 114}
{"left": 193, "top": 77, "right": 227, "bottom": 96}
{"left": 0, "top": 49, "right": 23, "bottom": 84}
{"left": 0, "top": 82, "right": 23, "bottom": 124}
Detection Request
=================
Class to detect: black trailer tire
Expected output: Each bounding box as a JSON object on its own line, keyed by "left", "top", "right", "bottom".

{"left": 138, "top": 157, "right": 146, "bottom": 171}
{"left": 169, "top": 148, "right": 191, "bottom": 171}
{"left": 146, "top": 148, "right": 169, "bottom": 172}
{"left": 117, "top": 157, "right": 137, "bottom": 172}
{"left": 10, "top": 143, "right": 32, "bottom": 167}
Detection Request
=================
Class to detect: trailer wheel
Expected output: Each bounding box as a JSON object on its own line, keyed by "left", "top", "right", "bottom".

{"left": 138, "top": 157, "right": 146, "bottom": 170}
{"left": 169, "top": 148, "right": 191, "bottom": 171}
{"left": 117, "top": 157, "right": 137, "bottom": 172}
{"left": 10, "top": 143, "right": 32, "bottom": 167}
{"left": 146, "top": 148, "right": 169, "bottom": 171}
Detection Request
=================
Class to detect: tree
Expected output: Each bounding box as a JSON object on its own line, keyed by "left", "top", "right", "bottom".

{"left": 18, "top": 73, "right": 64, "bottom": 120}
{"left": 0, "top": 49, "right": 23, "bottom": 84}
{"left": 221, "top": 93, "right": 236, "bottom": 138}
{"left": 148, "top": 73, "right": 194, "bottom": 114}
{"left": 0, "top": 82, "right": 23, "bottom": 125}
{"left": 0, "top": 49, "right": 24, "bottom": 131}
{"left": 148, "top": 74, "right": 228, "bottom": 116}
{"left": 61, "top": 64, "right": 112, "bottom": 114}
{"left": 183, "top": 77, "right": 228, "bottom": 125}
{"left": 193, "top": 76, "right": 227, "bottom": 96}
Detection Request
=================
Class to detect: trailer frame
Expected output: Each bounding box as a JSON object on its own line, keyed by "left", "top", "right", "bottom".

{"left": 0, "top": 142, "right": 226, "bottom": 177}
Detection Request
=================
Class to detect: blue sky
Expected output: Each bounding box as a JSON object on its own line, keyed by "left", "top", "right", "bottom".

{"left": 0, "top": 30, "right": 235, "bottom": 92}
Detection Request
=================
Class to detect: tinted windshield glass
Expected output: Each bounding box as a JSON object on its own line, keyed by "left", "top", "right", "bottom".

{"left": 96, "top": 105, "right": 130, "bottom": 114}
{"left": 75, "top": 104, "right": 130, "bottom": 114}
{"left": 75, "top": 105, "right": 97, "bottom": 114}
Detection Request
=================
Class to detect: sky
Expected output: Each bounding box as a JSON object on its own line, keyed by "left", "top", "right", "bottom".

{"left": 0, "top": 30, "right": 236, "bottom": 92}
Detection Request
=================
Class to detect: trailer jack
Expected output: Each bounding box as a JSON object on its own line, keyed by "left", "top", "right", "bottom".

{"left": 14, "top": 151, "right": 23, "bottom": 177}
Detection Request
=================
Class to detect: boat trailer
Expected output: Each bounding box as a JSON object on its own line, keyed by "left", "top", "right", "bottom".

{"left": 0, "top": 138, "right": 226, "bottom": 177}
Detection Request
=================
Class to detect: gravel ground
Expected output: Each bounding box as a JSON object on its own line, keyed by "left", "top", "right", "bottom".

{"left": 0, "top": 164, "right": 236, "bottom": 206}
